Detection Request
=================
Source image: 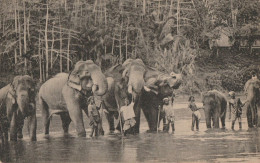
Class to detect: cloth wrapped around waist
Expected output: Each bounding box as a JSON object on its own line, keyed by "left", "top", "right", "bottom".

{"left": 193, "top": 110, "right": 201, "bottom": 120}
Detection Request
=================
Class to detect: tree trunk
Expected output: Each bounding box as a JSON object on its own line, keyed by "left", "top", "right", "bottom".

{"left": 18, "top": 9, "right": 22, "bottom": 57}
{"left": 50, "top": 25, "right": 54, "bottom": 70}
{"left": 59, "top": 18, "right": 63, "bottom": 72}
{"left": 45, "top": 3, "right": 49, "bottom": 79}
{"left": 39, "top": 34, "right": 42, "bottom": 83}
{"left": 143, "top": 0, "right": 146, "bottom": 15}
{"left": 67, "top": 30, "right": 71, "bottom": 72}
{"left": 23, "top": 0, "right": 27, "bottom": 73}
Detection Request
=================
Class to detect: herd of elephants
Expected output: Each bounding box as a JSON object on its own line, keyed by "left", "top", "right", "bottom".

{"left": 0, "top": 59, "right": 260, "bottom": 143}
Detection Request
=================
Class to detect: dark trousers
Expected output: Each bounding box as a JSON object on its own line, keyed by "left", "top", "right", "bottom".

{"left": 191, "top": 113, "right": 199, "bottom": 130}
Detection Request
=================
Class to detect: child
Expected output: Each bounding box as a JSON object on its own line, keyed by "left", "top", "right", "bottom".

{"left": 228, "top": 91, "right": 246, "bottom": 130}
{"left": 88, "top": 96, "right": 101, "bottom": 137}
{"left": 188, "top": 96, "right": 201, "bottom": 131}
{"left": 120, "top": 98, "right": 136, "bottom": 135}
{"left": 162, "top": 97, "right": 175, "bottom": 133}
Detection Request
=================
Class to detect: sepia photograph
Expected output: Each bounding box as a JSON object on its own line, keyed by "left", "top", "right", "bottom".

{"left": 0, "top": 0, "right": 259, "bottom": 162}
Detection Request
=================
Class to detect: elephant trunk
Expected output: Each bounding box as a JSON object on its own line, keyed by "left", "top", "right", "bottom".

{"left": 91, "top": 69, "right": 108, "bottom": 96}
{"left": 16, "top": 90, "right": 30, "bottom": 117}
{"left": 128, "top": 70, "right": 145, "bottom": 95}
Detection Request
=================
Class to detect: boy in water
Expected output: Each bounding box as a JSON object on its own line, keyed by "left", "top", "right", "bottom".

{"left": 228, "top": 91, "right": 246, "bottom": 130}
{"left": 188, "top": 96, "right": 201, "bottom": 131}
{"left": 162, "top": 97, "right": 175, "bottom": 133}
{"left": 88, "top": 96, "right": 101, "bottom": 137}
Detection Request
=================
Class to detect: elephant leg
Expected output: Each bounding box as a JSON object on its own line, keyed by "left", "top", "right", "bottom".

{"left": 10, "top": 112, "right": 17, "bottom": 141}
{"left": 17, "top": 111, "right": 24, "bottom": 139}
{"left": 67, "top": 102, "right": 86, "bottom": 137}
{"left": 250, "top": 103, "right": 256, "bottom": 126}
{"left": 40, "top": 98, "right": 50, "bottom": 135}
{"left": 247, "top": 105, "right": 253, "bottom": 128}
{"left": 133, "top": 99, "right": 141, "bottom": 134}
{"left": 1, "top": 122, "right": 8, "bottom": 143}
{"left": 257, "top": 103, "right": 260, "bottom": 127}
{"left": 27, "top": 114, "right": 37, "bottom": 141}
{"left": 213, "top": 113, "right": 220, "bottom": 128}
{"left": 221, "top": 112, "right": 226, "bottom": 129}
{"left": 204, "top": 109, "right": 211, "bottom": 128}
{"left": 142, "top": 108, "right": 151, "bottom": 129}
{"left": 148, "top": 107, "right": 158, "bottom": 132}
{"left": 60, "top": 112, "right": 71, "bottom": 134}
{"left": 105, "top": 111, "right": 115, "bottom": 133}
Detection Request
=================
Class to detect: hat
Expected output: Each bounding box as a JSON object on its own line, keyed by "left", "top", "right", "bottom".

{"left": 228, "top": 91, "right": 235, "bottom": 97}
{"left": 163, "top": 98, "right": 169, "bottom": 102}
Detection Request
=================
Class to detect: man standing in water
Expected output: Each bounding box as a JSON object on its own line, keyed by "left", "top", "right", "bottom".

{"left": 162, "top": 97, "right": 175, "bottom": 133}
{"left": 88, "top": 96, "right": 101, "bottom": 137}
{"left": 228, "top": 91, "right": 246, "bottom": 130}
{"left": 188, "top": 96, "right": 201, "bottom": 131}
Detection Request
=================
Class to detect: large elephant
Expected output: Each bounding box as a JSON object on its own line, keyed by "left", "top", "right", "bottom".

{"left": 102, "top": 59, "right": 182, "bottom": 134}
{"left": 202, "top": 90, "right": 227, "bottom": 129}
{"left": 244, "top": 78, "right": 260, "bottom": 128}
{"left": 101, "top": 59, "right": 146, "bottom": 134}
{"left": 140, "top": 68, "right": 182, "bottom": 132}
{"left": 38, "top": 60, "right": 108, "bottom": 137}
{"left": 0, "top": 75, "right": 37, "bottom": 142}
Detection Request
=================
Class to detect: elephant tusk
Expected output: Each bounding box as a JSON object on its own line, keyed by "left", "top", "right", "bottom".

{"left": 92, "top": 84, "right": 98, "bottom": 93}
{"left": 144, "top": 86, "right": 151, "bottom": 92}
{"left": 128, "top": 85, "right": 133, "bottom": 94}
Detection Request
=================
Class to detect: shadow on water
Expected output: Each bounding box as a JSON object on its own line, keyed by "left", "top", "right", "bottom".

{"left": 1, "top": 105, "right": 260, "bottom": 162}
{"left": 1, "top": 128, "right": 260, "bottom": 162}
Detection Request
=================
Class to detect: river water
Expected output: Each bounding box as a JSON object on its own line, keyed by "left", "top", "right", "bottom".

{"left": 1, "top": 101, "right": 260, "bottom": 162}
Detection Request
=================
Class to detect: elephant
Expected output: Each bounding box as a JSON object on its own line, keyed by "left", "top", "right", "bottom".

{"left": 140, "top": 68, "right": 182, "bottom": 132}
{"left": 38, "top": 60, "right": 108, "bottom": 137}
{"left": 101, "top": 58, "right": 182, "bottom": 134}
{"left": 0, "top": 75, "right": 37, "bottom": 142}
{"left": 202, "top": 90, "right": 227, "bottom": 129}
{"left": 244, "top": 78, "right": 260, "bottom": 128}
{"left": 101, "top": 59, "right": 146, "bottom": 134}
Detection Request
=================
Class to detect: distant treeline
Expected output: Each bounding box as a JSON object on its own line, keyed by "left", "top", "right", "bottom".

{"left": 0, "top": 0, "right": 259, "bottom": 85}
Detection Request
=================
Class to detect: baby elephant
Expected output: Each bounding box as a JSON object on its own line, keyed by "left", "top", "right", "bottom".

{"left": 0, "top": 75, "right": 37, "bottom": 143}
{"left": 202, "top": 90, "right": 227, "bottom": 129}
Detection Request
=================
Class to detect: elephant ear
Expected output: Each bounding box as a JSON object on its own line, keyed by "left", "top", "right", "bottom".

{"left": 7, "top": 87, "right": 16, "bottom": 104}
{"left": 8, "top": 76, "right": 22, "bottom": 104}
{"left": 12, "top": 76, "right": 22, "bottom": 90}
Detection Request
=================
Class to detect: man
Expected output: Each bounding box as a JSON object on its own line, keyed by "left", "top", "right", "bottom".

{"left": 228, "top": 91, "right": 246, "bottom": 130}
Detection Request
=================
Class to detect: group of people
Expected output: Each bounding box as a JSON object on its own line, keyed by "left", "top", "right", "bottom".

{"left": 86, "top": 91, "right": 247, "bottom": 137}
{"left": 87, "top": 71, "right": 258, "bottom": 136}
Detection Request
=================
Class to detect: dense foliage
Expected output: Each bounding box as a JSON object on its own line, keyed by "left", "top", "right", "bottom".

{"left": 0, "top": 0, "right": 259, "bottom": 93}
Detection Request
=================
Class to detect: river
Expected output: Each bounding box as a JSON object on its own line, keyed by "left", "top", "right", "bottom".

{"left": 1, "top": 101, "right": 260, "bottom": 162}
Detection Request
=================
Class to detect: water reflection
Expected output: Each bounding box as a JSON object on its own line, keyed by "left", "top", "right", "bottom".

{"left": 1, "top": 116, "right": 260, "bottom": 162}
